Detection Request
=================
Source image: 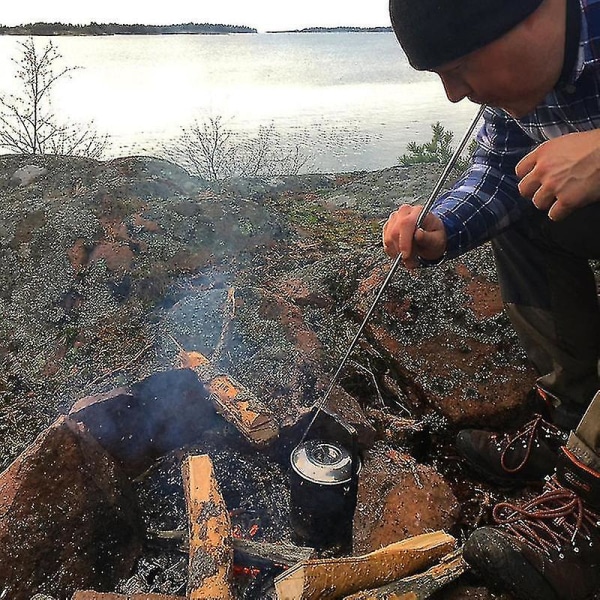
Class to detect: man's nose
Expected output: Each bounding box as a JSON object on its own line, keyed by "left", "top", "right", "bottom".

{"left": 439, "top": 73, "right": 472, "bottom": 103}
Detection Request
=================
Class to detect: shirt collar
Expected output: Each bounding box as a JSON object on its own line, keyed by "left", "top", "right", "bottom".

{"left": 576, "top": 0, "right": 600, "bottom": 76}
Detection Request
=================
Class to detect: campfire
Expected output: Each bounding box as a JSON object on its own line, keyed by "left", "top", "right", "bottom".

{"left": 0, "top": 351, "right": 465, "bottom": 600}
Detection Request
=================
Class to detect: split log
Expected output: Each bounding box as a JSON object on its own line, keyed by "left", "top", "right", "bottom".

{"left": 342, "top": 549, "right": 467, "bottom": 599}
{"left": 149, "top": 529, "right": 314, "bottom": 569}
{"left": 233, "top": 537, "right": 314, "bottom": 569}
{"left": 181, "top": 350, "right": 279, "bottom": 447}
{"left": 274, "top": 531, "right": 455, "bottom": 600}
{"left": 182, "top": 454, "right": 234, "bottom": 600}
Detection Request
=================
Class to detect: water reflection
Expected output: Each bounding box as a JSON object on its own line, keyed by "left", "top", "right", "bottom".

{"left": 0, "top": 33, "right": 477, "bottom": 172}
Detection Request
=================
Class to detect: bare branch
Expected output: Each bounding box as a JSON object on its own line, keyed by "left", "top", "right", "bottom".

{"left": 164, "top": 115, "right": 312, "bottom": 180}
{"left": 0, "top": 37, "right": 107, "bottom": 158}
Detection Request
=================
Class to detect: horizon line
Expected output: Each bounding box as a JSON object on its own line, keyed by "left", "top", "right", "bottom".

{"left": 0, "top": 21, "right": 392, "bottom": 32}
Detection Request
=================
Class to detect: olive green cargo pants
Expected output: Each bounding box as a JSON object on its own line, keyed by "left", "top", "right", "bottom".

{"left": 492, "top": 202, "right": 600, "bottom": 465}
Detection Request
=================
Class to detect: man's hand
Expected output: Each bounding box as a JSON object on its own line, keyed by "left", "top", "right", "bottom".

{"left": 516, "top": 129, "right": 600, "bottom": 221}
{"left": 382, "top": 205, "right": 447, "bottom": 269}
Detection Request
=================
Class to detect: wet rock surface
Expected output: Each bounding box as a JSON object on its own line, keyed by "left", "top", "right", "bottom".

{"left": 0, "top": 416, "right": 143, "bottom": 599}
{"left": 353, "top": 443, "right": 460, "bottom": 554}
{"left": 0, "top": 154, "right": 555, "bottom": 599}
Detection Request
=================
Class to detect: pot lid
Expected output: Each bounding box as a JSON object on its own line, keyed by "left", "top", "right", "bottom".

{"left": 290, "top": 440, "right": 354, "bottom": 485}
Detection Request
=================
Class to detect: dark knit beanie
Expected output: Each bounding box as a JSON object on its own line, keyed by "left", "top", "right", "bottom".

{"left": 389, "top": 0, "right": 545, "bottom": 70}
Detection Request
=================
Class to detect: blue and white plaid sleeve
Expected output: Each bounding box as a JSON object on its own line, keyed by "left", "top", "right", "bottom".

{"left": 430, "top": 107, "right": 538, "bottom": 260}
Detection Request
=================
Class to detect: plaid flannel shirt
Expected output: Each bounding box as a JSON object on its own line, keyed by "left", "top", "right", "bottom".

{"left": 430, "top": 0, "right": 600, "bottom": 260}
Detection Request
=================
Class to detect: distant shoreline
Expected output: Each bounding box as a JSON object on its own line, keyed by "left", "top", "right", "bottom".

{"left": 268, "top": 26, "right": 392, "bottom": 34}
{"left": 0, "top": 23, "right": 392, "bottom": 36}
{"left": 0, "top": 23, "right": 258, "bottom": 36}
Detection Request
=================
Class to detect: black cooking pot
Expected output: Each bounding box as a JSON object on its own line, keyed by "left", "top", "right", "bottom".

{"left": 289, "top": 439, "right": 360, "bottom": 550}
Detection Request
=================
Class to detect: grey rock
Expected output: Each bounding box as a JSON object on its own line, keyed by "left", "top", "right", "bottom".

{"left": 11, "top": 164, "right": 48, "bottom": 186}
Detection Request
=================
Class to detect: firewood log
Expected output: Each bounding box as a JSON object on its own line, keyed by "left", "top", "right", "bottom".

{"left": 182, "top": 454, "right": 233, "bottom": 600}
{"left": 342, "top": 549, "right": 466, "bottom": 599}
{"left": 181, "top": 350, "right": 279, "bottom": 447}
{"left": 233, "top": 537, "right": 314, "bottom": 569}
{"left": 274, "top": 531, "right": 455, "bottom": 600}
{"left": 149, "top": 529, "right": 314, "bottom": 569}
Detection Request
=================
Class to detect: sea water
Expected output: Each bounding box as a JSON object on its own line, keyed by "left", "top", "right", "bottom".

{"left": 0, "top": 33, "right": 479, "bottom": 172}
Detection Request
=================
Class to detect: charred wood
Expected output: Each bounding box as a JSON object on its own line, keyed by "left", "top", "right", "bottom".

{"left": 149, "top": 530, "right": 314, "bottom": 570}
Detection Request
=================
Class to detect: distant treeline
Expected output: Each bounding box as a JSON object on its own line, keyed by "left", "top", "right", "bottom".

{"left": 0, "top": 22, "right": 257, "bottom": 36}
{"left": 270, "top": 26, "right": 393, "bottom": 33}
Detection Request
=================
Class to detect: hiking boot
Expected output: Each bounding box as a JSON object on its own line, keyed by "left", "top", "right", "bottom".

{"left": 456, "top": 414, "right": 568, "bottom": 485}
{"left": 463, "top": 447, "right": 600, "bottom": 600}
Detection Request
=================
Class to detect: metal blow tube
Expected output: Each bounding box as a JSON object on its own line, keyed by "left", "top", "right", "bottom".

{"left": 299, "top": 104, "right": 486, "bottom": 444}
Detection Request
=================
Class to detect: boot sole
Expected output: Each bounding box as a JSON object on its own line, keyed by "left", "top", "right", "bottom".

{"left": 464, "top": 528, "right": 559, "bottom": 600}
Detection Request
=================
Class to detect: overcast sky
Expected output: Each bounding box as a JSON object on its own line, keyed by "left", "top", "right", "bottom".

{"left": 1, "top": 1, "right": 392, "bottom": 32}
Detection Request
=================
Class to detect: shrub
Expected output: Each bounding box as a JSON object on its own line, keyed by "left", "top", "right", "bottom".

{"left": 0, "top": 37, "right": 107, "bottom": 157}
{"left": 164, "top": 115, "right": 312, "bottom": 181}
{"left": 399, "top": 121, "right": 477, "bottom": 172}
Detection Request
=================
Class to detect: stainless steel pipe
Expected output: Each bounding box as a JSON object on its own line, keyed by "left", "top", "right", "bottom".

{"left": 299, "top": 104, "right": 487, "bottom": 443}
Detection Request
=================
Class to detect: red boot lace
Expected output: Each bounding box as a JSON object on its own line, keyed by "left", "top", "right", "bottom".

{"left": 493, "top": 477, "right": 600, "bottom": 555}
{"left": 500, "top": 414, "right": 565, "bottom": 474}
